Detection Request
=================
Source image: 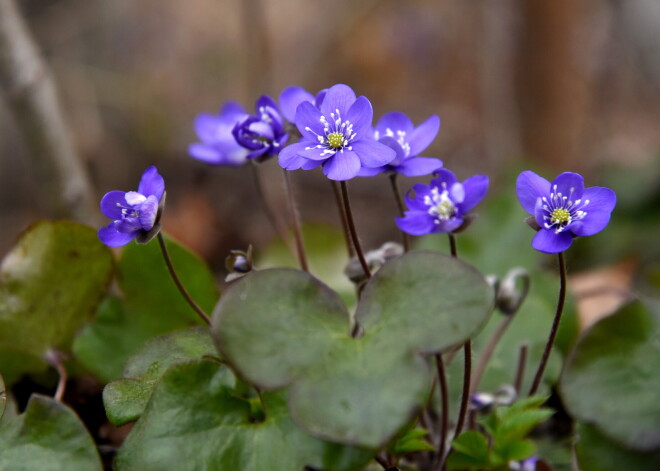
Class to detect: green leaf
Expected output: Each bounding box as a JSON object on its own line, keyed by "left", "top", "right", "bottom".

{"left": 0, "top": 394, "right": 102, "bottom": 470}
{"left": 575, "top": 423, "right": 660, "bottom": 471}
{"left": 389, "top": 427, "right": 436, "bottom": 455}
{"left": 494, "top": 438, "right": 536, "bottom": 462}
{"left": 103, "top": 327, "right": 218, "bottom": 426}
{"left": 0, "top": 221, "right": 113, "bottom": 383}
{"left": 212, "top": 251, "right": 493, "bottom": 448}
{"left": 355, "top": 251, "right": 494, "bottom": 353}
{"left": 115, "top": 359, "right": 373, "bottom": 471}
{"left": 561, "top": 300, "right": 660, "bottom": 451}
{"left": 494, "top": 408, "right": 554, "bottom": 442}
{"left": 447, "top": 431, "right": 491, "bottom": 470}
{"left": 73, "top": 234, "right": 218, "bottom": 382}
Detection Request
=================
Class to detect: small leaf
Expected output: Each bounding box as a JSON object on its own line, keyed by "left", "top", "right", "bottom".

{"left": 575, "top": 423, "right": 660, "bottom": 471}
{"left": 74, "top": 234, "right": 219, "bottom": 382}
{"left": 0, "top": 222, "right": 113, "bottom": 382}
{"left": 561, "top": 300, "right": 660, "bottom": 451}
{"left": 115, "top": 359, "right": 373, "bottom": 471}
{"left": 0, "top": 394, "right": 102, "bottom": 470}
{"left": 495, "top": 438, "right": 537, "bottom": 462}
{"left": 389, "top": 426, "right": 436, "bottom": 455}
{"left": 494, "top": 408, "right": 554, "bottom": 442}
{"left": 451, "top": 430, "right": 490, "bottom": 460}
{"left": 103, "top": 327, "right": 218, "bottom": 425}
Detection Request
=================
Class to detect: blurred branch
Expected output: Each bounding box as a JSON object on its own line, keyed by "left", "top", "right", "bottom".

{"left": 0, "top": 0, "right": 95, "bottom": 222}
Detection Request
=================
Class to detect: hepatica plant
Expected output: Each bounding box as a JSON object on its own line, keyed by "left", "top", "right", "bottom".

{"left": 5, "top": 83, "right": 651, "bottom": 471}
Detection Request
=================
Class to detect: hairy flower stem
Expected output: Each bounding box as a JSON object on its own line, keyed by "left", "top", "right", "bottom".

{"left": 250, "top": 163, "right": 296, "bottom": 258}
{"left": 470, "top": 314, "right": 513, "bottom": 394}
{"left": 330, "top": 181, "right": 354, "bottom": 258}
{"left": 449, "top": 233, "right": 472, "bottom": 440}
{"left": 514, "top": 344, "right": 528, "bottom": 394}
{"left": 157, "top": 233, "right": 211, "bottom": 325}
{"left": 528, "top": 252, "right": 567, "bottom": 395}
{"left": 388, "top": 173, "right": 410, "bottom": 252}
{"left": 340, "top": 181, "right": 371, "bottom": 279}
{"left": 45, "top": 349, "right": 67, "bottom": 402}
{"left": 434, "top": 354, "right": 450, "bottom": 471}
{"left": 282, "top": 169, "right": 309, "bottom": 273}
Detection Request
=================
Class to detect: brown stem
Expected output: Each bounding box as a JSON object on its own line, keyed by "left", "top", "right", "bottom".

{"left": 157, "top": 233, "right": 211, "bottom": 325}
{"left": 282, "top": 170, "right": 309, "bottom": 272}
{"left": 514, "top": 344, "right": 529, "bottom": 394}
{"left": 454, "top": 341, "right": 472, "bottom": 438}
{"left": 330, "top": 180, "right": 354, "bottom": 257}
{"left": 340, "top": 181, "right": 371, "bottom": 279}
{"left": 250, "top": 163, "right": 296, "bottom": 257}
{"left": 470, "top": 315, "right": 513, "bottom": 394}
{"left": 448, "top": 233, "right": 458, "bottom": 258}
{"left": 528, "top": 252, "right": 567, "bottom": 395}
{"left": 388, "top": 173, "right": 410, "bottom": 252}
{"left": 434, "top": 354, "right": 450, "bottom": 471}
{"left": 45, "top": 350, "right": 67, "bottom": 402}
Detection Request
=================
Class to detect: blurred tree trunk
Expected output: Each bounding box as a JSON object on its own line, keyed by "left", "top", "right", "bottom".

{"left": 0, "top": 0, "right": 95, "bottom": 222}
{"left": 517, "top": 0, "right": 590, "bottom": 171}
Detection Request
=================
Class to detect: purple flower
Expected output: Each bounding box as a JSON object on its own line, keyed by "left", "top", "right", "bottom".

{"left": 516, "top": 171, "right": 616, "bottom": 254}
{"left": 278, "top": 84, "right": 396, "bottom": 181}
{"left": 396, "top": 169, "right": 489, "bottom": 235}
{"left": 232, "top": 95, "right": 288, "bottom": 160}
{"left": 98, "top": 166, "right": 165, "bottom": 247}
{"left": 189, "top": 102, "right": 250, "bottom": 166}
{"left": 358, "top": 112, "right": 443, "bottom": 177}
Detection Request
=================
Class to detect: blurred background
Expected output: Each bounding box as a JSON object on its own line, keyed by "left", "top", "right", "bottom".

{"left": 1, "top": 0, "right": 659, "bottom": 283}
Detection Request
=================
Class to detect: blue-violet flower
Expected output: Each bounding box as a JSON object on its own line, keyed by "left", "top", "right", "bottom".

{"left": 358, "top": 111, "right": 443, "bottom": 177}
{"left": 189, "top": 102, "right": 250, "bottom": 166}
{"left": 396, "top": 169, "right": 489, "bottom": 235}
{"left": 278, "top": 83, "right": 396, "bottom": 181}
{"left": 516, "top": 171, "right": 616, "bottom": 253}
{"left": 98, "top": 166, "right": 165, "bottom": 247}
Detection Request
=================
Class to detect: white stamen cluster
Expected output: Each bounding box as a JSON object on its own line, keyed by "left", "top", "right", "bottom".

{"left": 541, "top": 185, "right": 589, "bottom": 233}
{"left": 258, "top": 106, "right": 273, "bottom": 124}
{"left": 424, "top": 184, "right": 457, "bottom": 223}
{"left": 382, "top": 127, "right": 411, "bottom": 156}
{"left": 304, "top": 108, "right": 356, "bottom": 156}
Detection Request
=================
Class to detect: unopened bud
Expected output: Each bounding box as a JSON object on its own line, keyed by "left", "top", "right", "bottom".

{"left": 225, "top": 245, "right": 254, "bottom": 282}
{"left": 344, "top": 242, "right": 404, "bottom": 284}
{"left": 495, "top": 267, "right": 530, "bottom": 315}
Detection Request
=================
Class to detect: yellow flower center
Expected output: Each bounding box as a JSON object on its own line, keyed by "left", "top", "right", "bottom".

{"left": 550, "top": 208, "right": 570, "bottom": 225}
{"left": 435, "top": 201, "right": 455, "bottom": 219}
{"left": 327, "top": 132, "right": 344, "bottom": 149}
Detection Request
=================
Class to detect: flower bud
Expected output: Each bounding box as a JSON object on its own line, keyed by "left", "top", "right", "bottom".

{"left": 495, "top": 267, "right": 530, "bottom": 315}
{"left": 225, "top": 246, "right": 254, "bottom": 282}
{"left": 344, "top": 242, "right": 403, "bottom": 284}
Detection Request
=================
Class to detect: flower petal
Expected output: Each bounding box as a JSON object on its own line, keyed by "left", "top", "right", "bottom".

{"left": 193, "top": 113, "right": 223, "bottom": 143}
{"left": 395, "top": 157, "right": 443, "bottom": 177}
{"left": 320, "top": 84, "right": 356, "bottom": 118}
{"left": 295, "top": 102, "right": 325, "bottom": 140}
{"left": 405, "top": 184, "right": 432, "bottom": 211}
{"left": 396, "top": 211, "right": 436, "bottom": 236}
{"left": 351, "top": 139, "right": 396, "bottom": 168}
{"left": 137, "top": 166, "right": 165, "bottom": 200}
{"left": 188, "top": 144, "right": 222, "bottom": 164}
{"left": 357, "top": 166, "right": 386, "bottom": 177}
{"left": 219, "top": 101, "right": 248, "bottom": 120}
{"left": 139, "top": 195, "right": 159, "bottom": 231}
{"left": 298, "top": 145, "right": 332, "bottom": 161}
{"left": 431, "top": 168, "right": 458, "bottom": 189}
{"left": 459, "top": 175, "right": 489, "bottom": 213}
{"left": 279, "top": 86, "right": 315, "bottom": 122}
{"left": 516, "top": 171, "right": 551, "bottom": 214}
{"left": 322, "top": 150, "right": 361, "bottom": 181}
{"left": 98, "top": 221, "right": 138, "bottom": 247}
{"left": 551, "top": 172, "right": 584, "bottom": 201}
{"left": 301, "top": 159, "right": 323, "bottom": 170}
{"left": 569, "top": 187, "right": 616, "bottom": 237}
{"left": 532, "top": 229, "right": 573, "bottom": 254}
{"left": 100, "top": 191, "right": 127, "bottom": 219}
{"left": 435, "top": 217, "right": 464, "bottom": 234}
{"left": 409, "top": 115, "right": 440, "bottom": 156}
{"left": 375, "top": 112, "right": 414, "bottom": 136}
{"left": 278, "top": 142, "right": 308, "bottom": 170}
{"left": 255, "top": 95, "right": 278, "bottom": 112}
{"left": 346, "top": 96, "right": 374, "bottom": 137}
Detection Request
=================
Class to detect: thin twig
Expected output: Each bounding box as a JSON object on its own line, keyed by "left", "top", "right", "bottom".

{"left": 0, "top": 0, "right": 95, "bottom": 221}
{"left": 528, "top": 252, "right": 567, "bottom": 395}
{"left": 514, "top": 344, "right": 528, "bottom": 394}
{"left": 448, "top": 233, "right": 458, "bottom": 258}
{"left": 340, "top": 181, "right": 371, "bottom": 279}
{"left": 45, "top": 349, "right": 67, "bottom": 402}
{"left": 157, "top": 233, "right": 211, "bottom": 325}
{"left": 471, "top": 315, "right": 514, "bottom": 393}
{"left": 282, "top": 170, "right": 309, "bottom": 272}
{"left": 454, "top": 341, "right": 472, "bottom": 438}
{"left": 388, "top": 173, "right": 410, "bottom": 252}
{"left": 250, "top": 163, "right": 296, "bottom": 256}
